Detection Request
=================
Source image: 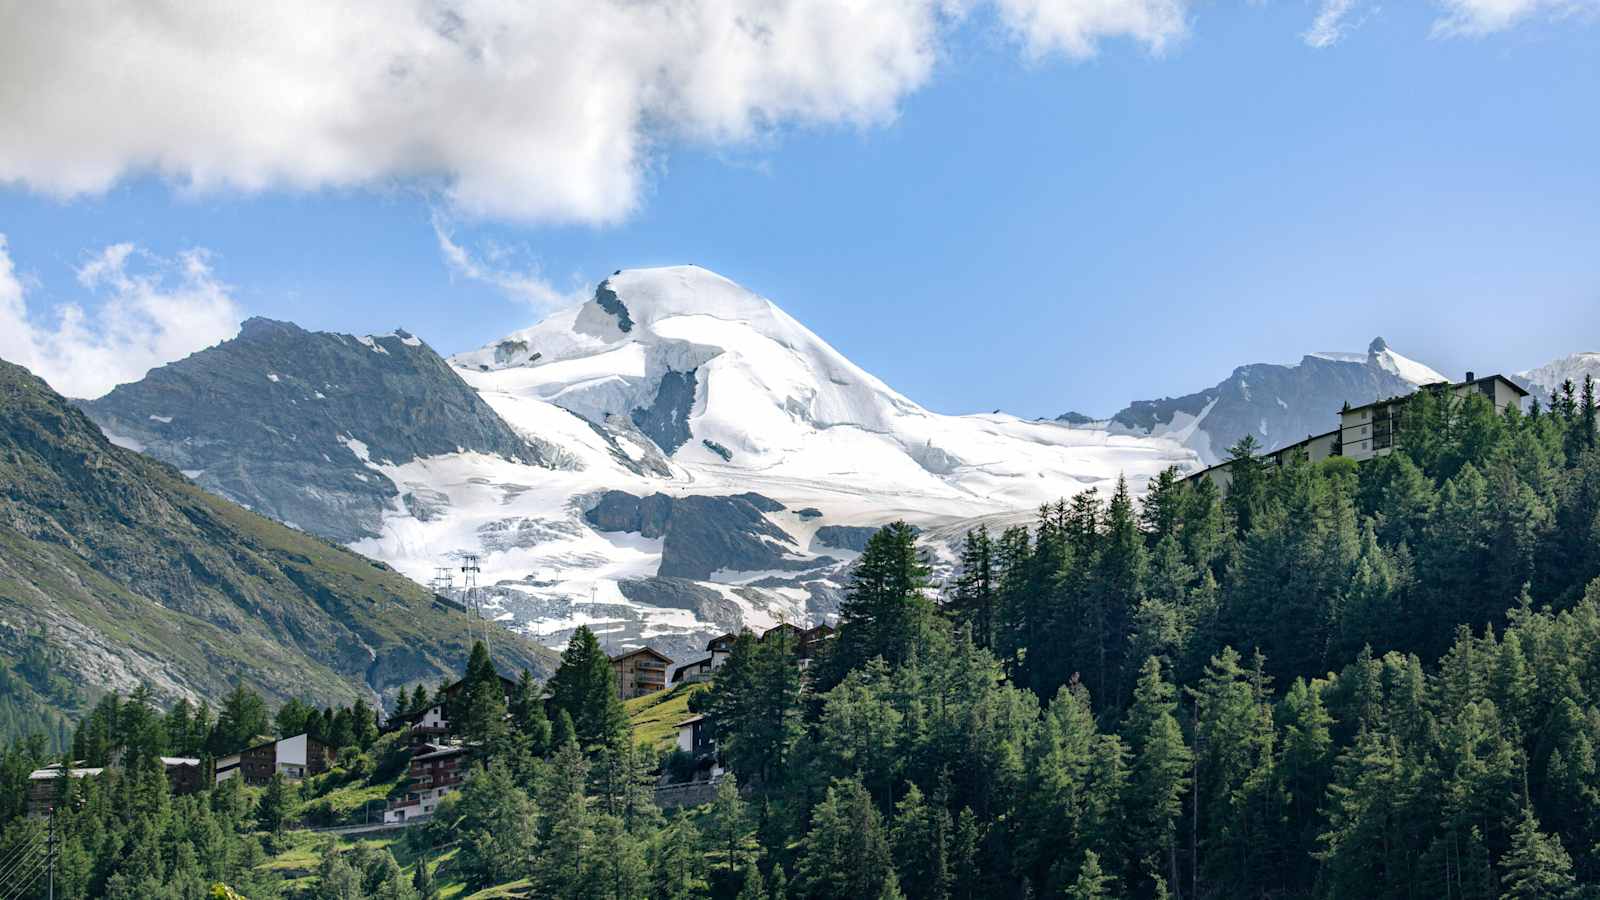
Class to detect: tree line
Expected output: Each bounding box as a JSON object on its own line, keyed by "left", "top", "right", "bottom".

{"left": 0, "top": 374, "right": 1597, "bottom": 898}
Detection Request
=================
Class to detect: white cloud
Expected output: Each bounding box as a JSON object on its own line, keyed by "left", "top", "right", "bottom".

{"left": 1304, "top": 0, "right": 1363, "bottom": 47}
{"left": 0, "top": 1, "right": 1194, "bottom": 225}
{"left": 990, "top": 0, "right": 1189, "bottom": 58}
{"left": 1432, "top": 0, "right": 1599, "bottom": 36}
{"left": 432, "top": 215, "right": 586, "bottom": 309}
{"left": 0, "top": 236, "right": 241, "bottom": 399}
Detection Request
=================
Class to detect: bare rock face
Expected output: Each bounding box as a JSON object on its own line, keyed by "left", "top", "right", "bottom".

{"left": 1092, "top": 341, "right": 1425, "bottom": 464}
{"left": 79, "top": 318, "right": 547, "bottom": 543}
{"left": 586, "top": 490, "right": 830, "bottom": 580}
{"left": 0, "top": 358, "right": 556, "bottom": 726}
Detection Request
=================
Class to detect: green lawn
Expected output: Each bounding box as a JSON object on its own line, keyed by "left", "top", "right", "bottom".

{"left": 626, "top": 683, "right": 708, "bottom": 754}
{"left": 292, "top": 774, "right": 403, "bottom": 827}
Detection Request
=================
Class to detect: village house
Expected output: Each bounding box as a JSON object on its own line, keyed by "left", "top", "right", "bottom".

{"left": 214, "top": 733, "right": 335, "bottom": 787}
{"left": 27, "top": 756, "right": 203, "bottom": 817}
{"left": 384, "top": 672, "right": 519, "bottom": 745}
{"left": 673, "top": 714, "right": 725, "bottom": 782}
{"left": 1338, "top": 372, "right": 1528, "bottom": 462}
{"left": 26, "top": 764, "right": 103, "bottom": 818}
{"left": 384, "top": 742, "right": 469, "bottom": 823}
{"left": 1185, "top": 371, "right": 1528, "bottom": 493}
{"left": 671, "top": 622, "right": 838, "bottom": 685}
{"left": 610, "top": 646, "right": 673, "bottom": 700}
{"left": 670, "top": 653, "right": 716, "bottom": 686}
{"left": 162, "top": 756, "right": 206, "bottom": 796}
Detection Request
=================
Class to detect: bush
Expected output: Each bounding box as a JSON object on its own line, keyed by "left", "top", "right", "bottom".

{"left": 662, "top": 748, "right": 698, "bottom": 784}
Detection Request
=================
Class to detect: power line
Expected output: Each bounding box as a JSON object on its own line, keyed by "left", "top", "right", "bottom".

{"left": 0, "top": 841, "right": 39, "bottom": 883}
{"left": 0, "top": 848, "right": 44, "bottom": 900}
{"left": 0, "top": 836, "right": 42, "bottom": 886}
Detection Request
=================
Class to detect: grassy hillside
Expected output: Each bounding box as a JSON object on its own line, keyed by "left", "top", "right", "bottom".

{"left": 0, "top": 357, "right": 556, "bottom": 734}
{"left": 626, "top": 682, "right": 708, "bottom": 754}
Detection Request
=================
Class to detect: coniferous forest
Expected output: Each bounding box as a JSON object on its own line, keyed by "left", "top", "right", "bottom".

{"left": 3, "top": 378, "right": 1600, "bottom": 898}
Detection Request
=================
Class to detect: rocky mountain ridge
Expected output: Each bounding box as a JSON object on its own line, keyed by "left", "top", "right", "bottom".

{"left": 1074, "top": 337, "right": 1450, "bottom": 465}
{"left": 0, "top": 357, "right": 555, "bottom": 721}
{"left": 80, "top": 317, "right": 551, "bottom": 543}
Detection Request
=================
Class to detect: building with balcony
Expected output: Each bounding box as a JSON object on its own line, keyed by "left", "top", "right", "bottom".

{"left": 385, "top": 743, "right": 469, "bottom": 823}
{"left": 610, "top": 646, "right": 673, "bottom": 700}
{"left": 1184, "top": 371, "right": 1527, "bottom": 492}
{"left": 214, "top": 733, "right": 335, "bottom": 786}
{"left": 1338, "top": 372, "right": 1527, "bottom": 462}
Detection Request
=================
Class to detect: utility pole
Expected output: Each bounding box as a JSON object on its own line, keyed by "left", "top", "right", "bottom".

{"left": 460, "top": 553, "right": 491, "bottom": 654}
{"left": 47, "top": 804, "right": 55, "bottom": 900}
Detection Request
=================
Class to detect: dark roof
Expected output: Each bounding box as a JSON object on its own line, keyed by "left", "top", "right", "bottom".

{"left": 610, "top": 646, "right": 674, "bottom": 665}
{"left": 1181, "top": 427, "right": 1342, "bottom": 483}
{"left": 671, "top": 656, "right": 715, "bottom": 682}
{"left": 440, "top": 673, "right": 520, "bottom": 696}
{"left": 1343, "top": 373, "right": 1527, "bottom": 416}
{"left": 413, "top": 744, "right": 470, "bottom": 762}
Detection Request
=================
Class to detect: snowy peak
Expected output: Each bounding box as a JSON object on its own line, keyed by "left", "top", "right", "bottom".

{"left": 452, "top": 266, "right": 924, "bottom": 463}
{"left": 1093, "top": 336, "right": 1447, "bottom": 465}
{"left": 1367, "top": 336, "right": 1449, "bottom": 387}
{"left": 1518, "top": 352, "right": 1600, "bottom": 402}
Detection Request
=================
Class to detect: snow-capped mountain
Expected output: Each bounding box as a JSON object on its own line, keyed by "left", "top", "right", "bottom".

{"left": 85, "top": 266, "right": 1197, "bottom": 663}
{"left": 1518, "top": 352, "right": 1600, "bottom": 406}
{"left": 1073, "top": 337, "right": 1450, "bottom": 466}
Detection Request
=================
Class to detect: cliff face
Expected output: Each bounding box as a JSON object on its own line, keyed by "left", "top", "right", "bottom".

{"left": 79, "top": 318, "right": 547, "bottom": 543}
{"left": 0, "top": 357, "right": 554, "bottom": 718}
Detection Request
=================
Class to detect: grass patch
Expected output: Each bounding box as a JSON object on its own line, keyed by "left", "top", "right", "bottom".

{"left": 627, "top": 682, "right": 708, "bottom": 754}
{"left": 293, "top": 774, "right": 404, "bottom": 827}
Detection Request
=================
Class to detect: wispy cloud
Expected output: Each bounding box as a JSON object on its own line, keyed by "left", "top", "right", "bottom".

{"left": 431, "top": 215, "right": 585, "bottom": 310}
{"left": 0, "top": 236, "right": 241, "bottom": 398}
{"left": 1304, "top": 0, "right": 1365, "bottom": 47}
{"left": 1431, "top": 0, "right": 1599, "bottom": 37}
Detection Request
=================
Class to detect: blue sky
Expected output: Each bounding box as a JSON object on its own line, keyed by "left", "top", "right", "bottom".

{"left": 1, "top": 1, "right": 1596, "bottom": 413}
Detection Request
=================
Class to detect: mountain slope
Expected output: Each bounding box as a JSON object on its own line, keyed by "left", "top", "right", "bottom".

{"left": 0, "top": 358, "right": 554, "bottom": 717}
{"left": 1084, "top": 337, "right": 1449, "bottom": 465}
{"left": 90, "top": 267, "right": 1196, "bottom": 663}
{"left": 1518, "top": 351, "right": 1600, "bottom": 405}
{"left": 79, "top": 318, "right": 550, "bottom": 543}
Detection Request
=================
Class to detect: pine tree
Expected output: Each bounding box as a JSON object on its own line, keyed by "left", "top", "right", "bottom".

{"left": 350, "top": 696, "right": 379, "bottom": 750}
{"left": 453, "top": 763, "right": 536, "bottom": 887}
{"left": 546, "top": 626, "right": 629, "bottom": 751}
{"left": 587, "top": 812, "right": 649, "bottom": 900}
{"left": 510, "top": 669, "right": 551, "bottom": 756}
{"left": 1500, "top": 806, "right": 1577, "bottom": 900}
{"left": 1582, "top": 373, "right": 1597, "bottom": 451}
{"left": 208, "top": 684, "right": 269, "bottom": 756}
{"left": 1063, "top": 850, "right": 1115, "bottom": 900}
{"left": 1090, "top": 475, "right": 1147, "bottom": 707}
{"left": 257, "top": 772, "right": 291, "bottom": 834}
{"left": 709, "top": 773, "right": 755, "bottom": 879}
{"left": 1223, "top": 435, "right": 1266, "bottom": 536}
{"left": 769, "top": 863, "right": 789, "bottom": 900}
{"left": 736, "top": 858, "right": 768, "bottom": 900}
{"left": 536, "top": 742, "right": 593, "bottom": 899}
{"left": 949, "top": 807, "right": 982, "bottom": 900}
{"left": 826, "top": 521, "right": 936, "bottom": 682}
{"left": 951, "top": 525, "right": 996, "bottom": 650}
{"left": 412, "top": 854, "right": 440, "bottom": 900}
{"left": 1123, "top": 657, "right": 1191, "bottom": 899}
{"left": 652, "top": 812, "right": 708, "bottom": 900}
{"left": 891, "top": 783, "right": 952, "bottom": 900}
{"left": 798, "top": 777, "right": 897, "bottom": 899}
